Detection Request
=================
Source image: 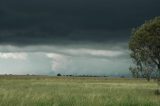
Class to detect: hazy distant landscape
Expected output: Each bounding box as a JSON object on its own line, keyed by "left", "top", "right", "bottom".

{"left": 0, "top": 0, "right": 160, "bottom": 105}
{"left": 0, "top": 76, "right": 159, "bottom": 106}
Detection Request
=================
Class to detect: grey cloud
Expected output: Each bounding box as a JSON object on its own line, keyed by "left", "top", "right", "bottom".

{"left": 0, "top": 0, "right": 159, "bottom": 45}
{"left": 0, "top": 42, "right": 128, "bottom": 57}
{"left": 46, "top": 54, "right": 131, "bottom": 75}
{"left": 0, "top": 0, "right": 158, "bottom": 76}
{"left": 0, "top": 30, "right": 130, "bottom": 46}
{"left": 0, "top": 52, "right": 130, "bottom": 75}
{"left": 0, "top": 53, "right": 53, "bottom": 75}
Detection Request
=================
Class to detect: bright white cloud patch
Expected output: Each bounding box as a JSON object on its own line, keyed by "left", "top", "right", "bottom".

{"left": 0, "top": 52, "right": 27, "bottom": 60}
{"left": 66, "top": 48, "right": 123, "bottom": 57}
{"left": 0, "top": 52, "right": 53, "bottom": 75}
{"left": 45, "top": 51, "right": 130, "bottom": 76}
{"left": 46, "top": 53, "right": 69, "bottom": 72}
{"left": 0, "top": 45, "right": 130, "bottom": 76}
{"left": 45, "top": 48, "right": 125, "bottom": 73}
{"left": 45, "top": 52, "right": 130, "bottom": 75}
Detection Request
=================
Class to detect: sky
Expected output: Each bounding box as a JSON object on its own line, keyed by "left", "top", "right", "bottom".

{"left": 0, "top": 0, "right": 160, "bottom": 76}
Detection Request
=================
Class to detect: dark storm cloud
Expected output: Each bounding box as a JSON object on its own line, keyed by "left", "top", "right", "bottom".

{"left": 0, "top": 0, "right": 160, "bottom": 45}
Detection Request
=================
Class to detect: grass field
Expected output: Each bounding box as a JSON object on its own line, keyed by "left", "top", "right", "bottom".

{"left": 0, "top": 76, "right": 159, "bottom": 106}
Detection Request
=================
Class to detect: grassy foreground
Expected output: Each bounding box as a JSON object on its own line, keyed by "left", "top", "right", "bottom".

{"left": 0, "top": 76, "right": 159, "bottom": 106}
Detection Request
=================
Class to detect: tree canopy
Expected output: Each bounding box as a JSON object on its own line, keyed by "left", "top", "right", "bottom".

{"left": 129, "top": 16, "right": 160, "bottom": 82}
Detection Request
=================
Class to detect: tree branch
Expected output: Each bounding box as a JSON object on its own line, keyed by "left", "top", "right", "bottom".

{"left": 151, "top": 57, "right": 158, "bottom": 65}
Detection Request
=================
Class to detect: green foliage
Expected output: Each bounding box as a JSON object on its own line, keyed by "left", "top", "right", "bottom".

{"left": 57, "top": 73, "right": 62, "bottom": 76}
{"left": 129, "top": 17, "right": 160, "bottom": 50}
{"left": 129, "top": 16, "right": 160, "bottom": 81}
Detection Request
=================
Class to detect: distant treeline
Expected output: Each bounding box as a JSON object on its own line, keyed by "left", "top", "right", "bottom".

{"left": 0, "top": 73, "right": 127, "bottom": 79}
{"left": 56, "top": 73, "right": 127, "bottom": 78}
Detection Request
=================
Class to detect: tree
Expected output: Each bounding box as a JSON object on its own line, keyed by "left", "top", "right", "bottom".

{"left": 129, "top": 66, "right": 141, "bottom": 79}
{"left": 129, "top": 16, "right": 160, "bottom": 93}
{"left": 57, "top": 73, "right": 62, "bottom": 76}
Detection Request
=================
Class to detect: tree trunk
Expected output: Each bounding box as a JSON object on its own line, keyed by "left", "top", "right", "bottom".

{"left": 157, "top": 64, "right": 160, "bottom": 95}
{"left": 158, "top": 64, "right": 160, "bottom": 84}
{"left": 146, "top": 75, "right": 151, "bottom": 82}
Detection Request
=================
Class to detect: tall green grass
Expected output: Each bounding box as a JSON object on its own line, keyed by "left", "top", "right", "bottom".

{"left": 0, "top": 76, "right": 159, "bottom": 106}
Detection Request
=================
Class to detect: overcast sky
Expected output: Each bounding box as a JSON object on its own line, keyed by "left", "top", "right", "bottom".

{"left": 0, "top": 0, "right": 159, "bottom": 75}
